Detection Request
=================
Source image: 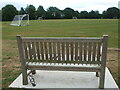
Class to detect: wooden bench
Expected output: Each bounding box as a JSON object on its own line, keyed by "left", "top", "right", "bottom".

{"left": 16, "top": 35, "right": 108, "bottom": 88}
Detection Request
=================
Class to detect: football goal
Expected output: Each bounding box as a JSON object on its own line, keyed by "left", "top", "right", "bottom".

{"left": 10, "top": 14, "right": 29, "bottom": 26}
{"left": 38, "top": 17, "right": 43, "bottom": 20}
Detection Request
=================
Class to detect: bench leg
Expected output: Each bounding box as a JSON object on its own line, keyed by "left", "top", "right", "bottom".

{"left": 96, "top": 72, "right": 99, "bottom": 77}
{"left": 32, "top": 70, "right": 36, "bottom": 74}
{"left": 99, "top": 69, "right": 105, "bottom": 89}
{"left": 22, "top": 67, "right": 28, "bottom": 85}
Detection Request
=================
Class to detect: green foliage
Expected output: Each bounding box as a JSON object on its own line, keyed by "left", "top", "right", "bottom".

{"left": 1, "top": 4, "right": 120, "bottom": 21}
{"left": 80, "top": 11, "right": 89, "bottom": 18}
{"left": 36, "top": 5, "right": 46, "bottom": 19}
{"left": 46, "top": 7, "right": 62, "bottom": 19}
{"left": 107, "top": 7, "right": 120, "bottom": 18}
{"left": 88, "top": 10, "right": 101, "bottom": 18}
{"left": 80, "top": 10, "right": 101, "bottom": 19}
{"left": 2, "top": 4, "right": 18, "bottom": 21}
{"left": 102, "top": 7, "right": 120, "bottom": 19}
{"left": 25, "top": 5, "right": 36, "bottom": 20}
{"left": 19, "top": 7, "right": 26, "bottom": 15}
{"left": 44, "top": 12, "right": 52, "bottom": 19}
{"left": 74, "top": 11, "right": 80, "bottom": 18}
{"left": 63, "top": 8, "right": 75, "bottom": 19}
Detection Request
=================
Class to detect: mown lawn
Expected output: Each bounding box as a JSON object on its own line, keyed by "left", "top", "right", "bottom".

{"left": 2, "top": 19, "right": 118, "bottom": 47}
{"left": 2, "top": 19, "right": 119, "bottom": 88}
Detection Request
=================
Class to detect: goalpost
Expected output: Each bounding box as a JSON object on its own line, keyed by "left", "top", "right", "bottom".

{"left": 38, "top": 17, "right": 43, "bottom": 20}
{"left": 10, "top": 14, "right": 29, "bottom": 26}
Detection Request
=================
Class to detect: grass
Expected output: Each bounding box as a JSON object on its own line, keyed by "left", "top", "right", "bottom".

{"left": 2, "top": 19, "right": 119, "bottom": 88}
{"left": 2, "top": 19, "right": 118, "bottom": 47}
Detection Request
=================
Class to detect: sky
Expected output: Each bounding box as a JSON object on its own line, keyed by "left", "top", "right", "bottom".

{"left": 0, "top": 0, "right": 119, "bottom": 13}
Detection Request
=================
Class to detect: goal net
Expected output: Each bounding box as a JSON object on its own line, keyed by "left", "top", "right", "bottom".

{"left": 10, "top": 14, "right": 29, "bottom": 26}
{"left": 38, "top": 17, "right": 43, "bottom": 20}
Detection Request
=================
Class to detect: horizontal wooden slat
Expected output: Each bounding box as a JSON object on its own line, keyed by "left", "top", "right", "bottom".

{"left": 22, "top": 37, "right": 103, "bottom": 40}
{"left": 22, "top": 37, "right": 103, "bottom": 42}
{"left": 26, "top": 59, "right": 101, "bottom": 64}
{"left": 27, "top": 65, "right": 101, "bottom": 72}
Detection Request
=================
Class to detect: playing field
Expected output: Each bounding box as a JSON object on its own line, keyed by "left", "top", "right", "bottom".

{"left": 2, "top": 19, "right": 119, "bottom": 88}
{"left": 2, "top": 19, "right": 118, "bottom": 47}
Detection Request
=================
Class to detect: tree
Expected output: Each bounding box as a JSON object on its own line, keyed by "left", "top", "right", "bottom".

{"left": 46, "top": 7, "right": 62, "bottom": 19}
{"left": 19, "top": 7, "right": 26, "bottom": 15}
{"left": 1, "top": 4, "right": 120, "bottom": 20}
{"left": 25, "top": 5, "right": 36, "bottom": 20}
{"left": 80, "top": 11, "right": 89, "bottom": 18}
{"left": 36, "top": 6, "right": 46, "bottom": 19}
{"left": 44, "top": 12, "right": 52, "bottom": 19}
{"left": 2, "top": 4, "right": 18, "bottom": 21}
{"left": 102, "top": 11, "right": 107, "bottom": 18}
{"left": 106, "top": 7, "right": 120, "bottom": 18}
{"left": 88, "top": 10, "right": 101, "bottom": 19}
{"left": 94, "top": 10, "right": 102, "bottom": 18}
{"left": 63, "top": 8, "right": 76, "bottom": 19}
{"left": 74, "top": 11, "right": 80, "bottom": 19}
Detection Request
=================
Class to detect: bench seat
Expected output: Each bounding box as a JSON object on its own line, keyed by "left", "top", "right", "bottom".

{"left": 27, "top": 62, "right": 101, "bottom": 72}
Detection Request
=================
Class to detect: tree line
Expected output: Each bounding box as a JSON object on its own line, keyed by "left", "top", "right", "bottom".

{"left": 1, "top": 4, "right": 120, "bottom": 21}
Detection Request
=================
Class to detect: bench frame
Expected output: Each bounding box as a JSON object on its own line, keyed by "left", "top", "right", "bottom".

{"left": 16, "top": 35, "right": 108, "bottom": 89}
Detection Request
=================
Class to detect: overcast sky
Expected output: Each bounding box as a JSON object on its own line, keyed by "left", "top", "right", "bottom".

{"left": 0, "top": 0, "right": 119, "bottom": 13}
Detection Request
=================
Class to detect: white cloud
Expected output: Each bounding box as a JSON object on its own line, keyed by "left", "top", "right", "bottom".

{"left": 0, "top": 0, "right": 119, "bottom": 13}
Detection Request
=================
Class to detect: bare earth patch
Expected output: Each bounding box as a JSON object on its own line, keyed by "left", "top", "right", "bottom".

{"left": 107, "top": 48, "right": 119, "bottom": 83}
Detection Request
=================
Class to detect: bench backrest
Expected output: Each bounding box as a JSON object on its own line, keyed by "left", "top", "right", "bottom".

{"left": 16, "top": 35, "right": 108, "bottom": 65}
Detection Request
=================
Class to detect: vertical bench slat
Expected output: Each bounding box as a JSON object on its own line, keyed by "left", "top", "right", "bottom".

{"left": 62, "top": 42, "right": 65, "bottom": 64}
{"left": 66, "top": 42, "right": 69, "bottom": 64}
{"left": 32, "top": 42, "right": 36, "bottom": 61}
{"left": 48, "top": 42, "right": 52, "bottom": 61}
{"left": 23, "top": 42, "right": 28, "bottom": 59}
{"left": 92, "top": 42, "right": 97, "bottom": 62}
{"left": 84, "top": 42, "right": 87, "bottom": 62}
{"left": 88, "top": 42, "right": 92, "bottom": 64}
{"left": 79, "top": 42, "right": 82, "bottom": 64}
{"left": 36, "top": 42, "right": 40, "bottom": 60}
{"left": 75, "top": 42, "right": 78, "bottom": 63}
{"left": 22, "top": 38, "right": 104, "bottom": 65}
{"left": 44, "top": 42, "right": 48, "bottom": 61}
{"left": 27, "top": 42, "right": 32, "bottom": 60}
{"left": 97, "top": 42, "right": 101, "bottom": 64}
{"left": 57, "top": 42, "right": 61, "bottom": 63}
{"left": 51, "top": 42, "right": 54, "bottom": 63}
{"left": 70, "top": 43, "right": 74, "bottom": 63}
{"left": 53, "top": 42, "right": 57, "bottom": 62}
{"left": 40, "top": 42, "right": 44, "bottom": 62}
